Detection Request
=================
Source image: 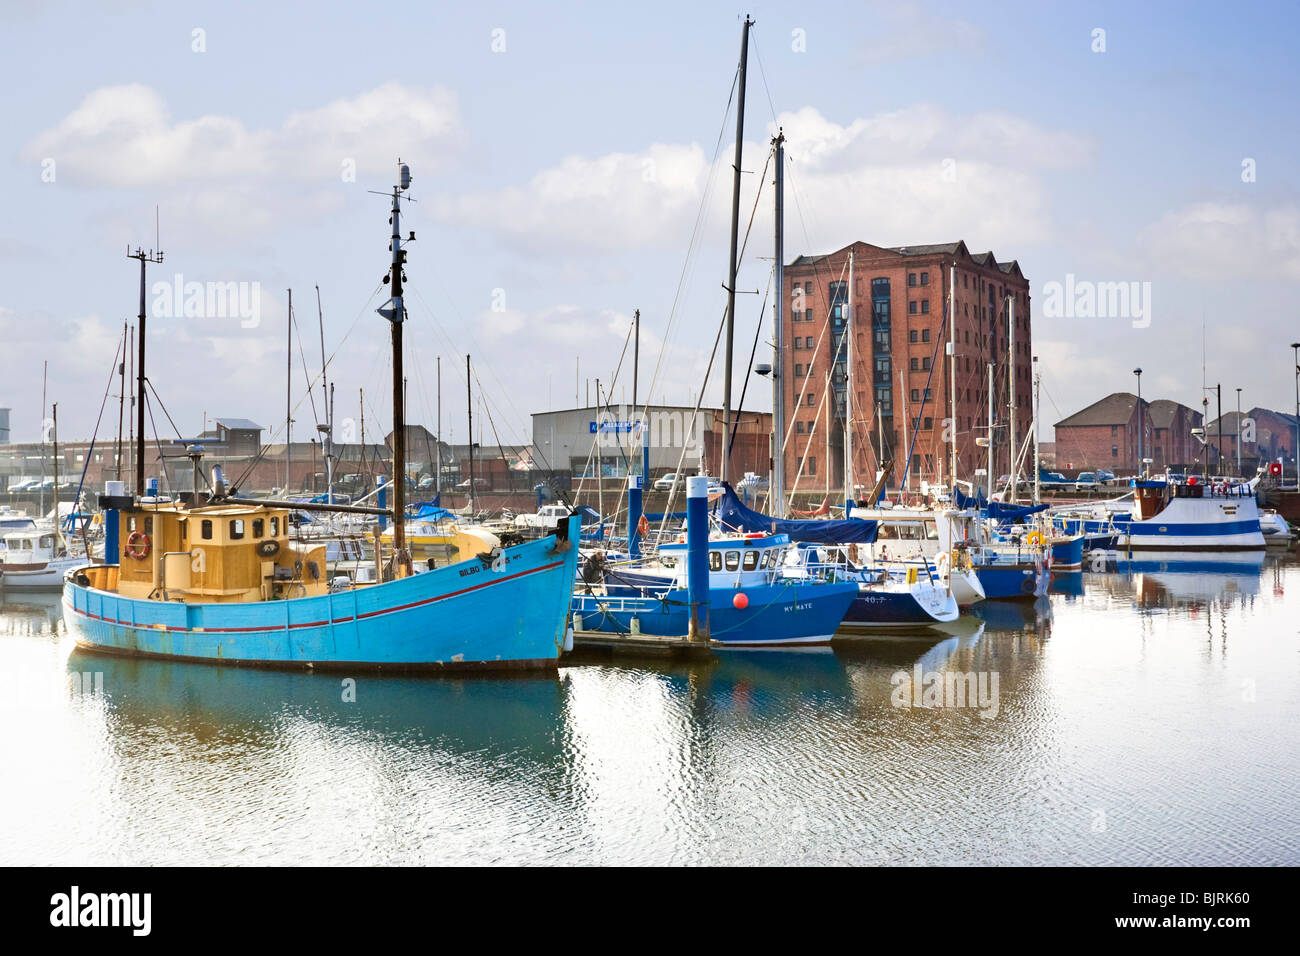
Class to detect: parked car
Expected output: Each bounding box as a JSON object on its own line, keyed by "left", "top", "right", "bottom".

{"left": 456, "top": 477, "right": 488, "bottom": 489}
{"left": 1095, "top": 469, "right": 1115, "bottom": 484}
{"left": 654, "top": 473, "right": 682, "bottom": 492}
{"left": 1075, "top": 471, "right": 1098, "bottom": 490}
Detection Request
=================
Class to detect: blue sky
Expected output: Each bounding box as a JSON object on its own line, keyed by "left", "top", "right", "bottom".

{"left": 2, "top": 0, "right": 1298, "bottom": 448}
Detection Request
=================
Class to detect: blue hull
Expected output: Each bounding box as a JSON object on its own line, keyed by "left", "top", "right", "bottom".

{"left": 572, "top": 581, "right": 858, "bottom": 646}
{"left": 1050, "top": 535, "right": 1085, "bottom": 569}
{"left": 62, "top": 520, "right": 581, "bottom": 670}
{"left": 840, "top": 589, "right": 952, "bottom": 629}
{"left": 974, "top": 563, "right": 1048, "bottom": 600}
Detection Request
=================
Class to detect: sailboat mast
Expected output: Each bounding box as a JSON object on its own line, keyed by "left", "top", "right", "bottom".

{"left": 1008, "top": 294, "right": 1016, "bottom": 502}
{"left": 51, "top": 402, "right": 60, "bottom": 545}
{"left": 948, "top": 264, "right": 957, "bottom": 493}
{"left": 771, "top": 130, "right": 786, "bottom": 517}
{"left": 39, "top": 360, "right": 47, "bottom": 516}
{"left": 436, "top": 356, "right": 442, "bottom": 496}
{"left": 844, "top": 249, "right": 854, "bottom": 509}
{"left": 987, "top": 361, "right": 994, "bottom": 497}
{"left": 466, "top": 354, "right": 475, "bottom": 513}
{"left": 286, "top": 289, "right": 292, "bottom": 494}
{"left": 116, "top": 322, "right": 127, "bottom": 482}
{"left": 721, "top": 14, "right": 752, "bottom": 485}
{"left": 1033, "top": 358, "right": 1041, "bottom": 503}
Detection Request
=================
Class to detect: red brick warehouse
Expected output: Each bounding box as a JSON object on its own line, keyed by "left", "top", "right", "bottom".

{"left": 780, "top": 240, "right": 1032, "bottom": 497}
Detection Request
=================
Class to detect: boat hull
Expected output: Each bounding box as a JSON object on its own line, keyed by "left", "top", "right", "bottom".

{"left": 973, "top": 562, "right": 1049, "bottom": 600}
{"left": 839, "top": 583, "right": 959, "bottom": 631}
{"left": 62, "top": 520, "right": 581, "bottom": 671}
{"left": 572, "top": 580, "right": 858, "bottom": 646}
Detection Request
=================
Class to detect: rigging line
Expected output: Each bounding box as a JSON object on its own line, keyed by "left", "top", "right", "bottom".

{"left": 291, "top": 303, "right": 321, "bottom": 431}
{"left": 654, "top": 302, "right": 729, "bottom": 536}
{"left": 640, "top": 64, "right": 740, "bottom": 410}
{"left": 750, "top": 25, "right": 781, "bottom": 126}
{"left": 572, "top": 320, "right": 637, "bottom": 506}
{"left": 143, "top": 394, "right": 173, "bottom": 497}
{"left": 70, "top": 335, "right": 126, "bottom": 520}
{"left": 728, "top": 264, "right": 774, "bottom": 452}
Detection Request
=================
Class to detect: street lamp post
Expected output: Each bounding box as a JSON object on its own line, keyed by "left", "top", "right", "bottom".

{"left": 1292, "top": 343, "right": 1300, "bottom": 486}
{"left": 1133, "top": 368, "right": 1143, "bottom": 476}
{"left": 1235, "top": 387, "right": 1242, "bottom": 476}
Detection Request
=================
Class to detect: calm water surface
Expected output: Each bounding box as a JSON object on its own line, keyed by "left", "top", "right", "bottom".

{"left": 2, "top": 552, "right": 1298, "bottom": 865}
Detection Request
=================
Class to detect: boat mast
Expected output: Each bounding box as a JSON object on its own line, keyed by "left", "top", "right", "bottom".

{"left": 39, "top": 360, "right": 47, "bottom": 517}
{"left": 824, "top": 371, "right": 832, "bottom": 502}
{"left": 316, "top": 285, "right": 333, "bottom": 505}
{"left": 377, "top": 162, "right": 413, "bottom": 576}
{"left": 116, "top": 322, "right": 127, "bottom": 482}
{"left": 721, "top": 14, "right": 752, "bottom": 486}
{"left": 436, "top": 356, "right": 442, "bottom": 497}
{"left": 128, "top": 245, "right": 162, "bottom": 497}
{"left": 1033, "top": 357, "right": 1041, "bottom": 503}
{"left": 771, "top": 130, "right": 786, "bottom": 517}
{"left": 1008, "top": 294, "right": 1016, "bottom": 502}
{"left": 466, "top": 354, "right": 475, "bottom": 513}
{"left": 948, "top": 264, "right": 957, "bottom": 493}
{"left": 987, "top": 361, "right": 994, "bottom": 497}
{"left": 844, "top": 249, "right": 854, "bottom": 510}
{"left": 286, "top": 289, "right": 292, "bottom": 494}
{"left": 51, "top": 402, "right": 60, "bottom": 546}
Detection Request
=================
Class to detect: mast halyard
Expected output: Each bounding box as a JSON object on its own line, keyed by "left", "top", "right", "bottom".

{"left": 844, "top": 249, "right": 854, "bottom": 511}
{"left": 377, "top": 161, "right": 414, "bottom": 577}
{"left": 721, "top": 14, "right": 752, "bottom": 486}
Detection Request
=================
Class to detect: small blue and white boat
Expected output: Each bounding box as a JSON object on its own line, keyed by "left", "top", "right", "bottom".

{"left": 578, "top": 532, "right": 859, "bottom": 645}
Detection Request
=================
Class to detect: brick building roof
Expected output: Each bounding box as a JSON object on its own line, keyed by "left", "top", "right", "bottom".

{"left": 1055, "top": 392, "right": 1142, "bottom": 428}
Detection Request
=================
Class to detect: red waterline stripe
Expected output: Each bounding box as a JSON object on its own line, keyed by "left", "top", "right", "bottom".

{"left": 63, "top": 559, "right": 567, "bottom": 633}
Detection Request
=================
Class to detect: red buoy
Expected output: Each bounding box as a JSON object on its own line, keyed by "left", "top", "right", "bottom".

{"left": 732, "top": 592, "right": 749, "bottom": 610}
{"left": 1188, "top": 476, "right": 1198, "bottom": 486}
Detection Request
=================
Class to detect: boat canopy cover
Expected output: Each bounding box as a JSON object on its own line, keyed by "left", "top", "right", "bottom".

{"left": 953, "top": 487, "right": 988, "bottom": 509}
{"left": 987, "top": 500, "right": 1049, "bottom": 523}
{"left": 716, "top": 484, "right": 878, "bottom": 544}
{"left": 409, "top": 502, "right": 455, "bottom": 520}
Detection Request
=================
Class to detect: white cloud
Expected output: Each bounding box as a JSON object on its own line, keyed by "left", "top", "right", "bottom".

{"left": 1139, "top": 201, "right": 1300, "bottom": 280}
{"left": 433, "top": 104, "right": 1092, "bottom": 255}
{"left": 23, "top": 82, "right": 463, "bottom": 187}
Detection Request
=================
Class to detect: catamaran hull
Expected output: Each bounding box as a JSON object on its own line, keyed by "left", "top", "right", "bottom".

{"left": 62, "top": 523, "right": 581, "bottom": 671}
{"left": 572, "top": 581, "right": 858, "bottom": 646}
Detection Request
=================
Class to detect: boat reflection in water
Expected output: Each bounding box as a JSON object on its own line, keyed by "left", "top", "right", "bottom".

{"left": 1085, "top": 550, "right": 1266, "bottom": 610}
{"left": 0, "top": 589, "right": 64, "bottom": 637}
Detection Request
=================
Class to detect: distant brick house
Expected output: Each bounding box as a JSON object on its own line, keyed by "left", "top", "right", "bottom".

{"left": 1054, "top": 393, "right": 1202, "bottom": 473}
{"left": 1207, "top": 407, "right": 1300, "bottom": 468}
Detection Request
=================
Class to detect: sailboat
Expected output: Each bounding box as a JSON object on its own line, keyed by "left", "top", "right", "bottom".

{"left": 63, "top": 163, "right": 582, "bottom": 670}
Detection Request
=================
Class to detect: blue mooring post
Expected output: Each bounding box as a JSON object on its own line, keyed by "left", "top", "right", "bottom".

{"left": 628, "top": 474, "right": 644, "bottom": 561}
{"left": 377, "top": 476, "right": 389, "bottom": 531}
{"left": 103, "top": 480, "right": 122, "bottom": 563}
{"left": 686, "top": 475, "right": 710, "bottom": 642}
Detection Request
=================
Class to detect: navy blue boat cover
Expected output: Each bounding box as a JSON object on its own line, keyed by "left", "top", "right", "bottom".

{"left": 987, "top": 501, "right": 1048, "bottom": 523}
{"left": 716, "top": 484, "right": 878, "bottom": 543}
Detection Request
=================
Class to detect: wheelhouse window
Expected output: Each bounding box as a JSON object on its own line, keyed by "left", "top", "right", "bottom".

{"left": 252, "top": 518, "right": 264, "bottom": 538}
{"left": 230, "top": 519, "right": 246, "bottom": 540}
{"left": 201, "top": 520, "right": 213, "bottom": 540}
{"left": 270, "top": 516, "right": 280, "bottom": 536}
{"left": 742, "top": 551, "right": 759, "bottom": 571}
{"left": 708, "top": 552, "right": 722, "bottom": 572}
{"left": 724, "top": 551, "right": 741, "bottom": 572}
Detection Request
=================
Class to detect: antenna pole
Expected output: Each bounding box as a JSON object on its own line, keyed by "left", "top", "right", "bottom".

{"left": 128, "top": 244, "right": 163, "bottom": 497}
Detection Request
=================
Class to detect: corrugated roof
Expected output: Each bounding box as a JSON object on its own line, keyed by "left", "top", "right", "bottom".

{"left": 215, "top": 418, "right": 263, "bottom": 431}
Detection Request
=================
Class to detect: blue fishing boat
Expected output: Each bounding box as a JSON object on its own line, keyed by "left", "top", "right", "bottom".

{"left": 63, "top": 163, "right": 583, "bottom": 671}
